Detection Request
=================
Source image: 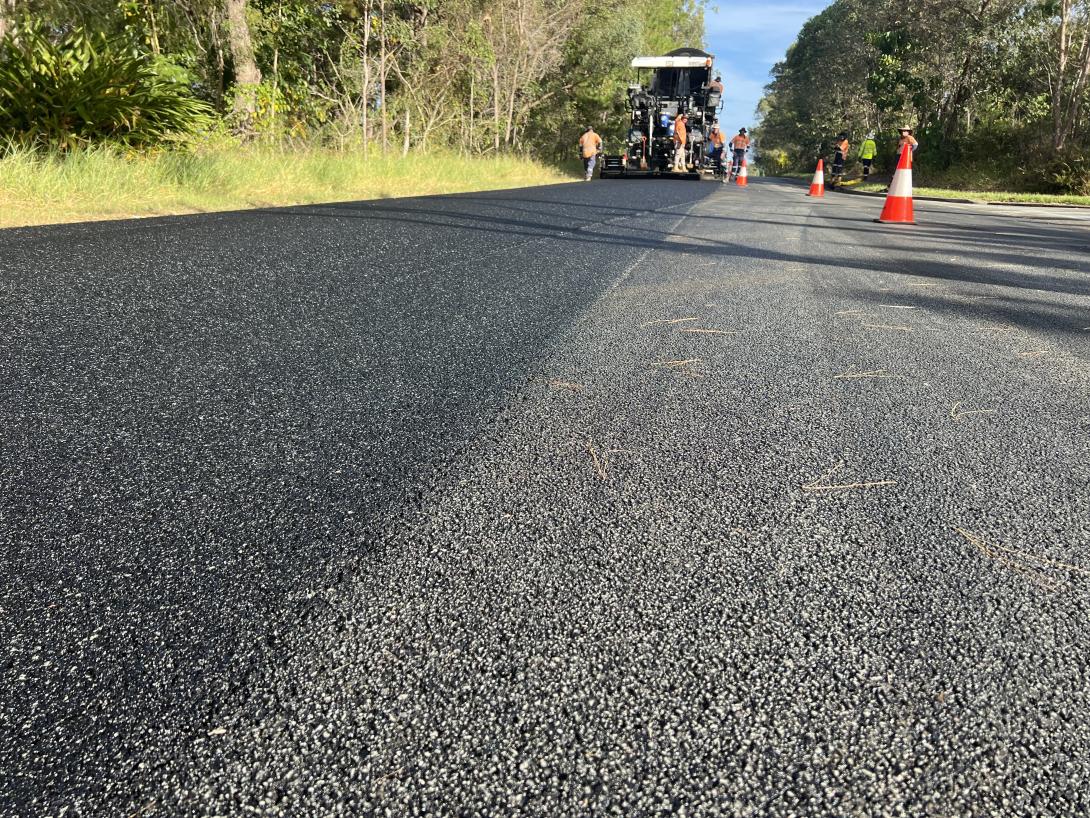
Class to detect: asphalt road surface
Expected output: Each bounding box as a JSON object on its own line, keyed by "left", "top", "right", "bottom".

{"left": 3, "top": 178, "right": 1089, "bottom": 817}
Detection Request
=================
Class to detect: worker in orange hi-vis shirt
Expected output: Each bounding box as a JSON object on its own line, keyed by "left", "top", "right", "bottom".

{"left": 577, "top": 126, "right": 602, "bottom": 181}
{"left": 672, "top": 114, "right": 688, "bottom": 172}
{"left": 729, "top": 127, "right": 750, "bottom": 177}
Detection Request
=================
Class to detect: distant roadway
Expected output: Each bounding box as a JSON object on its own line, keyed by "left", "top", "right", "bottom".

{"left": 2, "top": 178, "right": 1089, "bottom": 816}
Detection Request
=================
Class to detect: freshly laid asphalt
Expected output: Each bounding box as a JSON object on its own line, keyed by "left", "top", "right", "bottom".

{"left": 2, "top": 177, "right": 1089, "bottom": 817}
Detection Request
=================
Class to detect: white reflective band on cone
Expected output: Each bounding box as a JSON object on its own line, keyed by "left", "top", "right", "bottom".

{"left": 888, "top": 168, "right": 912, "bottom": 198}
{"left": 811, "top": 170, "right": 823, "bottom": 185}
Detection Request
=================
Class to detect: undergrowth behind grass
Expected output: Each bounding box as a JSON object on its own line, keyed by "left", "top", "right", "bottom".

{"left": 0, "top": 144, "right": 575, "bottom": 228}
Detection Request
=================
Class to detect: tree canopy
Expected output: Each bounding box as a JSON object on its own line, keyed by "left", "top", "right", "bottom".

{"left": 755, "top": 0, "right": 1090, "bottom": 193}
{"left": 0, "top": 0, "right": 707, "bottom": 158}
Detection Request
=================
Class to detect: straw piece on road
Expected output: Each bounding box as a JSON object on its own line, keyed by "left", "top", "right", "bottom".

{"left": 547, "top": 379, "right": 584, "bottom": 391}
{"left": 878, "top": 305, "right": 918, "bottom": 309}
{"left": 586, "top": 438, "right": 608, "bottom": 481}
{"left": 862, "top": 323, "right": 914, "bottom": 332}
{"left": 801, "top": 461, "right": 897, "bottom": 492}
{"left": 654, "top": 358, "right": 702, "bottom": 369}
{"left": 833, "top": 368, "right": 893, "bottom": 380}
{"left": 950, "top": 401, "right": 996, "bottom": 421}
{"left": 641, "top": 317, "right": 699, "bottom": 328}
{"left": 956, "top": 527, "right": 1090, "bottom": 588}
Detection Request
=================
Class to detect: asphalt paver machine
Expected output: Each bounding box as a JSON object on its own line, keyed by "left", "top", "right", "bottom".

{"left": 599, "top": 48, "right": 722, "bottom": 180}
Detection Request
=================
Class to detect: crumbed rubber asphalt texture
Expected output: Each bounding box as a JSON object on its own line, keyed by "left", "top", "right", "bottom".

{"left": 2, "top": 178, "right": 1089, "bottom": 817}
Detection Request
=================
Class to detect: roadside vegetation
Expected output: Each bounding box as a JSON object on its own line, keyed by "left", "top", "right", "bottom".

{"left": 755, "top": 0, "right": 1090, "bottom": 196}
{"left": 848, "top": 181, "right": 1090, "bottom": 207}
{"left": 0, "top": 144, "right": 573, "bottom": 228}
{"left": 0, "top": 0, "right": 705, "bottom": 226}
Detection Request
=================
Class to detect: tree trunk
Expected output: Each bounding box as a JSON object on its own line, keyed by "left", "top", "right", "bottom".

{"left": 379, "top": 0, "right": 388, "bottom": 152}
{"left": 362, "top": 9, "right": 371, "bottom": 157}
{"left": 224, "top": 0, "right": 262, "bottom": 134}
{"left": 1053, "top": 0, "right": 1071, "bottom": 150}
{"left": 402, "top": 107, "right": 410, "bottom": 157}
{"left": 0, "top": 0, "right": 15, "bottom": 41}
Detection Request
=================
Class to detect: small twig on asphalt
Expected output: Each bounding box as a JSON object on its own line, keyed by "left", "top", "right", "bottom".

{"left": 833, "top": 368, "right": 893, "bottom": 380}
{"left": 877, "top": 305, "right": 918, "bottom": 309}
{"left": 678, "top": 328, "right": 738, "bottom": 335}
{"left": 801, "top": 461, "right": 897, "bottom": 492}
{"left": 641, "top": 317, "right": 699, "bottom": 327}
{"left": 586, "top": 438, "right": 609, "bottom": 481}
{"left": 653, "top": 358, "right": 702, "bottom": 369}
{"left": 546, "top": 379, "right": 584, "bottom": 391}
{"left": 127, "top": 802, "right": 157, "bottom": 818}
{"left": 862, "top": 323, "right": 914, "bottom": 332}
{"left": 956, "top": 527, "right": 1090, "bottom": 577}
{"left": 950, "top": 401, "right": 996, "bottom": 421}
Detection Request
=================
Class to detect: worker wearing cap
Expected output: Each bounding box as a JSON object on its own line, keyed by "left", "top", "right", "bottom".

{"left": 730, "top": 127, "right": 750, "bottom": 176}
{"left": 672, "top": 114, "right": 688, "bottom": 172}
{"left": 578, "top": 126, "right": 602, "bottom": 181}
{"left": 707, "top": 123, "right": 726, "bottom": 176}
{"left": 709, "top": 76, "right": 724, "bottom": 94}
{"left": 859, "top": 132, "right": 877, "bottom": 180}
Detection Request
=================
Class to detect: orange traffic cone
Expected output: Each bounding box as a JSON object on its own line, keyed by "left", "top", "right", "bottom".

{"left": 807, "top": 159, "right": 824, "bottom": 197}
{"left": 735, "top": 156, "right": 748, "bottom": 187}
{"left": 876, "top": 147, "right": 915, "bottom": 224}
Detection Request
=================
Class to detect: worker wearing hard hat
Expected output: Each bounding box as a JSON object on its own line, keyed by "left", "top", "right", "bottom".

{"left": 672, "top": 114, "right": 689, "bottom": 172}
{"left": 859, "top": 132, "right": 877, "bottom": 180}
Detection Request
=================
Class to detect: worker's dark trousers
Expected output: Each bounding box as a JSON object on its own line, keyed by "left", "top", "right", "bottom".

{"left": 732, "top": 148, "right": 745, "bottom": 173}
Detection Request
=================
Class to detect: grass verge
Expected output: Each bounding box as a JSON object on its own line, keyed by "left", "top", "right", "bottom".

{"left": 0, "top": 144, "right": 576, "bottom": 229}
{"left": 850, "top": 180, "right": 1090, "bottom": 206}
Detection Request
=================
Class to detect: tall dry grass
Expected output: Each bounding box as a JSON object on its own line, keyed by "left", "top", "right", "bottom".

{"left": 0, "top": 143, "right": 575, "bottom": 228}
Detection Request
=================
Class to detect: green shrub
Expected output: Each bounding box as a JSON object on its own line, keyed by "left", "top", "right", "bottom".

{"left": 0, "top": 23, "right": 211, "bottom": 150}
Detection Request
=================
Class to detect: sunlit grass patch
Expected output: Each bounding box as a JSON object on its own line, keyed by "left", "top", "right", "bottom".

{"left": 0, "top": 144, "right": 575, "bottom": 229}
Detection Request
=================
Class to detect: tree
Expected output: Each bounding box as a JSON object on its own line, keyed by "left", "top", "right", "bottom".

{"left": 224, "top": 0, "right": 261, "bottom": 132}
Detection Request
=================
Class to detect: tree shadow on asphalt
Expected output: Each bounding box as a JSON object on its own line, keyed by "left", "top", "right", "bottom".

{"left": 261, "top": 196, "right": 1090, "bottom": 304}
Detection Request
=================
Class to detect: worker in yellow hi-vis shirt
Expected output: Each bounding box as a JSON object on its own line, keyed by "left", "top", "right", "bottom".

{"left": 859, "top": 132, "right": 877, "bottom": 180}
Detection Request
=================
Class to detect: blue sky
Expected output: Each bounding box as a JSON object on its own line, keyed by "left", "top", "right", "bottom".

{"left": 704, "top": 1, "right": 828, "bottom": 128}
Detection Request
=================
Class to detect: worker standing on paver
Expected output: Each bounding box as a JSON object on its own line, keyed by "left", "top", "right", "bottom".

{"left": 578, "top": 126, "right": 602, "bottom": 181}
{"left": 859, "top": 132, "right": 877, "bottom": 180}
{"left": 707, "top": 123, "right": 727, "bottom": 180}
{"left": 672, "top": 113, "right": 689, "bottom": 172}
{"left": 730, "top": 127, "right": 750, "bottom": 177}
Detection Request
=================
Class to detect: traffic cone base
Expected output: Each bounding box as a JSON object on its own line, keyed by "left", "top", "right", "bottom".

{"left": 807, "top": 159, "right": 824, "bottom": 197}
{"left": 876, "top": 148, "right": 915, "bottom": 223}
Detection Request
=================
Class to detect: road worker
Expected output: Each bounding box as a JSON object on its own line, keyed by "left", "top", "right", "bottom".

{"left": 709, "top": 75, "right": 724, "bottom": 94}
{"left": 729, "top": 127, "right": 749, "bottom": 176}
{"left": 859, "top": 132, "right": 877, "bottom": 180}
{"left": 830, "top": 131, "right": 850, "bottom": 188}
{"left": 578, "top": 126, "right": 602, "bottom": 181}
{"left": 672, "top": 113, "right": 689, "bottom": 172}
{"left": 895, "top": 127, "right": 918, "bottom": 158}
{"left": 707, "top": 122, "right": 726, "bottom": 178}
